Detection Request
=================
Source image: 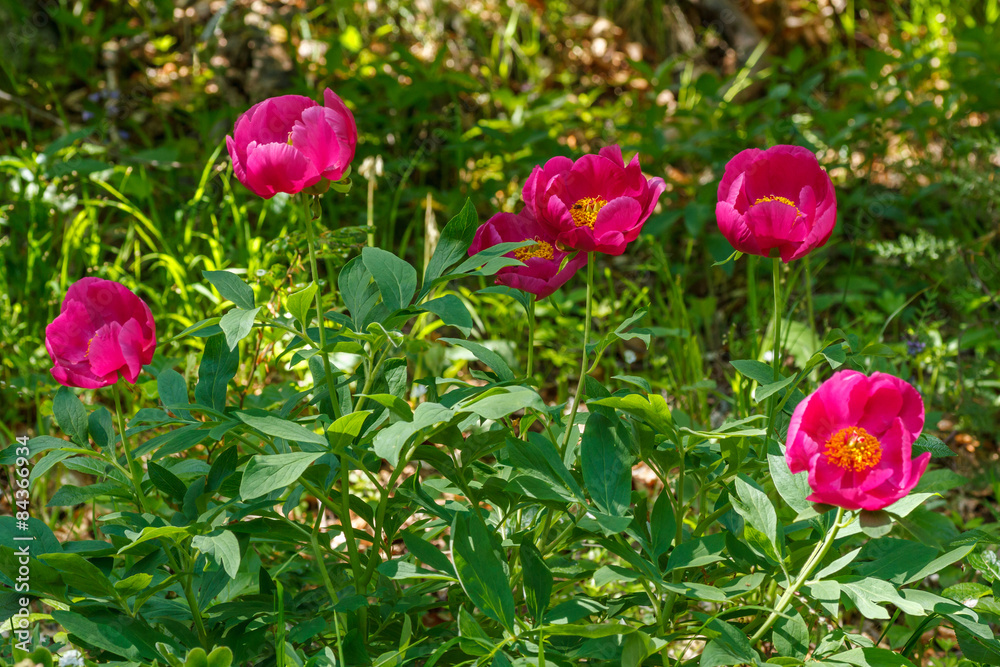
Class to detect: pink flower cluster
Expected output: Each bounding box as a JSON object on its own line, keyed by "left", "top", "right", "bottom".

{"left": 44, "top": 89, "right": 931, "bottom": 514}
{"left": 470, "top": 145, "right": 666, "bottom": 299}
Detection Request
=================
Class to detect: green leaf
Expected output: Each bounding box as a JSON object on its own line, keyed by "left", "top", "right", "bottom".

{"left": 363, "top": 246, "right": 417, "bottom": 312}
{"left": 838, "top": 577, "right": 924, "bottom": 619}
{"left": 912, "top": 433, "right": 955, "bottom": 458}
{"left": 402, "top": 531, "right": 456, "bottom": 576}
{"left": 421, "top": 294, "right": 473, "bottom": 336}
{"left": 650, "top": 491, "right": 676, "bottom": 560}
{"left": 219, "top": 306, "right": 260, "bottom": 350}
{"left": 203, "top": 269, "right": 255, "bottom": 309}
{"left": 53, "top": 387, "right": 88, "bottom": 444}
{"left": 732, "top": 476, "right": 783, "bottom": 561}
{"left": 339, "top": 255, "right": 379, "bottom": 327}
{"left": 754, "top": 374, "right": 797, "bottom": 403}
{"left": 156, "top": 369, "right": 190, "bottom": 421}
{"left": 590, "top": 393, "right": 673, "bottom": 434}
{"left": 829, "top": 647, "right": 918, "bottom": 667}
{"left": 772, "top": 607, "right": 810, "bottom": 659}
{"left": 235, "top": 410, "right": 327, "bottom": 446}
{"left": 118, "top": 526, "right": 192, "bottom": 553}
{"left": 192, "top": 530, "right": 241, "bottom": 579}
{"left": 451, "top": 512, "right": 516, "bottom": 633}
{"left": 147, "top": 461, "right": 187, "bottom": 501}
{"left": 767, "top": 440, "right": 812, "bottom": 514}
{"left": 240, "top": 452, "right": 322, "bottom": 500}
{"left": 581, "top": 412, "right": 633, "bottom": 518}
{"left": 48, "top": 482, "right": 131, "bottom": 507}
{"left": 520, "top": 538, "right": 553, "bottom": 623}
{"left": 374, "top": 402, "right": 455, "bottom": 466}
{"left": 458, "top": 386, "right": 546, "bottom": 420}
{"left": 194, "top": 334, "right": 239, "bottom": 412}
{"left": 38, "top": 552, "right": 115, "bottom": 597}
{"left": 730, "top": 359, "right": 779, "bottom": 385}
{"left": 285, "top": 282, "right": 319, "bottom": 329}
{"left": 88, "top": 407, "right": 114, "bottom": 453}
{"left": 114, "top": 573, "right": 153, "bottom": 598}
{"left": 667, "top": 533, "right": 727, "bottom": 571}
{"left": 439, "top": 337, "right": 515, "bottom": 382}
{"left": 423, "top": 199, "right": 478, "bottom": 289}
{"left": 50, "top": 610, "right": 143, "bottom": 660}
{"left": 540, "top": 623, "right": 637, "bottom": 638}
{"left": 853, "top": 538, "right": 938, "bottom": 584}
{"left": 700, "top": 619, "right": 759, "bottom": 667}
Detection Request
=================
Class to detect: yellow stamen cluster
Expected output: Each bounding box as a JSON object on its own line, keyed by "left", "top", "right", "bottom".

{"left": 287, "top": 131, "right": 294, "bottom": 145}
{"left": 85, "top": 337, "right": 94, "bottom": 358}
{"left": 752, "top": 195, "right": 803, "bottom": 217}
{"left": 514, "top": 237, "right": 555, "bottom": 262}
{"left": 570, "top": 196, "right": 607, "bottom": 228}
{"left": 824, "top": 426, "right": 882, "bottom": 472}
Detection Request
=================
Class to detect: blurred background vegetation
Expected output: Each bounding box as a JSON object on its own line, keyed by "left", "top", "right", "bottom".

{"left": 0, "top": 0, "right": 998, "bottom": 539}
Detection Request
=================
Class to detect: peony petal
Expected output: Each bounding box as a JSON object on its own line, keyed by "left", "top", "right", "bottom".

{"left": 717, "top": 148, "right": 762, "bottom": 205}
{"left": 247, "top": 95, "right": 317, "bottom": 145}
{"left": 244, "top": 143, "right": 321, "bottom": 198}
{"left": 226, "top": 134, "right": 248, "bottom": 186}
{"left": 716, "top": 202, "right": 763, "bottom": 256}
{"left": 86, "top": 322, "right": 126, "bottom": 378}
{"left": 291, "top": 106, "right": 347, "bottom": 177}
{"left": 323, "top": 88, "right": 358, "bottom": 170}
{"left": 561, "top": 153, "right": 627, "bottom": 203}
{"left": 743, "top": 145, "right": 823, "bottom": 205}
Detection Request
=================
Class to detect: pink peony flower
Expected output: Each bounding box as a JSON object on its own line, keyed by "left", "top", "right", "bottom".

{"left": 469, "top": 209, "right": 586, "bottom": 299}
{"left": 522, "top": 145, "right": 666, "bottom": 256}
{"left": 786, "top": 370, "right": 930, "bottom": 511}
{"left": 45, "top": 278, "right": 157, "bottom": 389}
{"left": 716, "top": 145, "right": 837, "bottom": 263}
{"left": 226, "top": 89, "right": 357, "bottom": 199}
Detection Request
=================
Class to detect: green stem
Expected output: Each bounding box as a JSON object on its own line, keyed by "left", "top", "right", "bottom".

{"left": 765, "top": 257, "right": 783, "bottom": 442}
{"left": 747, "top": 254, "right": 759, "bottom": 358}
{"left": 526, "top": 295, "right": 537, "bottom": 383}
{"left": 561, "top": 253, "right": 594, "bottom": 454}
{"left": 366, "top": 173, "right": 376, "bottom": 248}
{"left": 339, "top": 454, "right": 367, "bottom": 625}
{"left": 303, "top": 195, "right": 342, "bottom": 420}
{"left": 749, "top": 507, "right": 847, "bottom": 644}
{"left": 164, "top": 548, "right": 209, "bottom": 648}
{"left": 804, "top": 254, "right": 817, "bottom": 338}
{"left": 111, "top": 382, "right": 150, "bottom": 514}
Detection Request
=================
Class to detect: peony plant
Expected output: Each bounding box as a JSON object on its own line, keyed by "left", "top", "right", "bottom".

{"left": 6, "top": 91, "right": 995, "bottom": 667}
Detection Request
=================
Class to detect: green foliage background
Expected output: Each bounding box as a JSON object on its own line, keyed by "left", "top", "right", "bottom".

{"left": 1, "top": 0, "right": 1000, "bottom": 664}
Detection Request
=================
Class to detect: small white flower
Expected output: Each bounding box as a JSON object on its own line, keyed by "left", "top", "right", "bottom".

{"left": 411, "top": 384, "right": 428, "bottom": 399}
{"left": 623, "top": 350, "right": 637, "bottom": 364}
{"left": 59, "top": 649, "right": 85, "bottom": 667}
{"left": 763, "top": 350, "right": 774, "bottom": 363}
{"left": 963, "top": 598, "right": 979, "bottom": 609}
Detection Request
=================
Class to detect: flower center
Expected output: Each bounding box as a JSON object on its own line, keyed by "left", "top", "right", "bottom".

{"left": 287, "top": 131, "right": 294, "bottom": 146}
{"left": 752, "top": 195, "right": 803, "bottom": 217}
{"left": 514, "top": 237, "right": 555, "bottom": 262}
{"left": 570, "top": 196, "right": 607, "bottom": 228}
{"left": 824, "top": 426, "right": 882, "bottom": 472}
